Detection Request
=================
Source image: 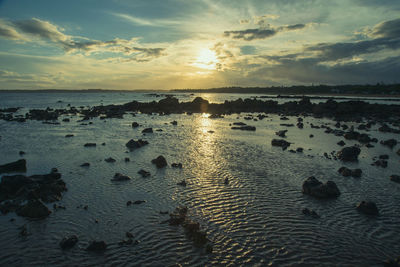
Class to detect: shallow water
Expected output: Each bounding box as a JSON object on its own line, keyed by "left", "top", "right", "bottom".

{"left": 0, "top": 93, "right": 400, "bottom": 266}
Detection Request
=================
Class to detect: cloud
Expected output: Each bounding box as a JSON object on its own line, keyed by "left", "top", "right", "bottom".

{"left": 0, "top": 18, "right": 166, "bottom": 62}
{"left": 111, "top": 12, "right": 179, "bottom": 27}
{"left": 370, "top": 18, "right": 400, "bottom": 38}
{"left": 224, "top": 23, "right": 307, "bottom": 41}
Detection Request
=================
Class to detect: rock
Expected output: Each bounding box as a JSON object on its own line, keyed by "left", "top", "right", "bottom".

{"left": 381, "top": 139, "right": 397, "bottom": 149}
{"left": 105, "top": 157, "right": 116, "bottom": 163}
{"left": 124, "top": 157, "right": 130, "bottom": 162}
{"left": 19, "top": 151, "right": 25, "bottom": 156}
{"left": 171, "top": 163, "right": 183, "bottom": 168}
{"left": 309, "top": 134, "right": 314, "bottom": 138}
{"left": 132, "top": 122, "right": 139, "bottom": 128}
{"left": 168, "top": 206, "right": 188, "bottom": 225}
{"left": 16, "top": 200, "right": 51, "bottom": 219}
{"left": 60, "top": 235, "right": 78, "bottom": 249}
{"left": 0, "top": 159, "right": 27, "bottom": 174}
{"left": 142, "top": 128, "right": 153, "bottom": 133}
{"left": 126, "top": 232, "right": 134, "bottom": 238}
{"left": 125, "top": 139, "right": 149, "bottom": 150}
{"left": 138, "top": 169, "right": 150, "bottom": 177}
{"left": 65, "top": 134, "right": 74, "bottom": 138}
{"left": 351, "top": 169, "right": 362, "bottom": 178}
{"left": 126, "top": 200, "right": 132, "bottom": 206}
{"left": 80, "top": 163, "right": 90, "bottom": 167}
{"left": 390, "top": 175, "right": 400, "bottom": 183}
{"left": 275, "top": 130, "right": 288, "bottom": 137}
{"left": 373, "top": 159, "right": 388, "bottom": 168}
{"left": 379, "top": 154, "right": 389, "bottom": 160}
{"left": 302, "top": 208, "right": 320, "bottom": 218}
{"left": 177, "top": 180, "right": 187, "bottom": 187}
{"left": 337, "top": 140, "right": 346, "bottom": 146}
{"left": 84, "top": 143, "right": 96, "bottom": 147}
{"left": 86, "top": 241, "right": 107, "bottom": 252}
{"left": 296, "top": 147, "right": 304, "bottom": 153}
{"left": 170, "top": 120, "right": 178, "bottom": 125}
{"left": 231, "top": 126, "right": 256, "bottom": 131}
{"left": 133, "top": 200, "right": 145, "bottom": 205}
{"left": 356, "top": 201, "right": 379, "bottom": 216}
{"left": 337, "top": 146, "right": 361, "bottom": 162}
{"left": 302, "top": 176, "right": 340, "bottom": 199}
{"left": 151, "top": 156, "right": 167, "bottom": 168}
{"left": 271, "top": 139, "right": 290, "bottom": 149}
{"left": 111, "top": 173, "right": 131, "bottom": 181}
{"left": 233, "top": 122, "right": 246, "bottom": 126}
{"left": 338, "top": 167, "right": 352, "bottom": 177}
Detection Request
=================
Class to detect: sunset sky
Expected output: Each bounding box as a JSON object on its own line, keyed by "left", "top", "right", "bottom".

{"left": 0, "top": 0, "right": 399, "bottom": 89}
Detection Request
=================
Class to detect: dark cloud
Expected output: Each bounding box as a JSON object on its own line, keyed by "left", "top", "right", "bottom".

{"left": 0, "top": 18, "right": 166, "bottom": 61}
{"left": 370, "top": 18, "right": 400, "bottom": 38}
{"left": 224, "top": 23, "right": 307, "bottom": 41}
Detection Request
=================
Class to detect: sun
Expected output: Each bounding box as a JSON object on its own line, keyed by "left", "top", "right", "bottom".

{"left": 193, "top": 48, "right": 219, "bottom": 70}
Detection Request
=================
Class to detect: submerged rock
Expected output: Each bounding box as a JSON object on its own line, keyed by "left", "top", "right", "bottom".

{"left": 125, "top": 139, "right": 149, "bottom": 150}
{"left": 231, "top": 125, "right": 256, "bottom": 131}
{"left": 271, "top": 139, "right": 290, "bottom": 149}
{"left": 105, "top": 157, "right": 116, "bottom": 163}
{"left": 16, "top": 200, "right": 51, "bottom": 219}
{"left": 86, "top": 241, "right": 107, "bottom": 252}
{"left": 338, "top": 167, "right": 362, "bottom": 178}
{"left": 390, "top": 175, "right": 400, "bottom": 183}
{"left": 302, "top": 208, "right": 320, "bottom": 218}
{"left": 337, "top": 146, "right": 361, "bottom": 162}
{"left": 60, "top": 235, "right": 78, "bottom": 249}
{"left": 80, "top": 163, "right": 90, "bottom": 167}
{"left": 142, "top": 128, "right": 153, "bottom": 133}
{"left": 138, "top": 169, "right": 151, "bottom": 177}
{"left": 302, "top": 176, "right": 340, "bottom": 199}
{"left": 84, "top": 143, "right": 96, "bottom": 147}
{"left": 131, "top": 122, "right": 139, "bottom": 128}
{"left": 151, "top": 156, "right": 167, "bottom": 168}
{"left": 275, "top": 130, "right": 288, "bottom": 137}
{"left": 381, "top": 139, "right": 397, "bottom": 149}
{"left": 356, "top": 201, "right": 379, "bottom": 216}
{"left": 0, "top": 159, "right": 27, "bottom": 174}
{"left": 111, "top": 173, "right": 131, "bottom": 181}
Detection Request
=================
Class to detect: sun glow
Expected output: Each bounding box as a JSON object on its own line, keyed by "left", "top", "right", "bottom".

{"left": 193, "top": 48, "right": 218, "bottom": 70}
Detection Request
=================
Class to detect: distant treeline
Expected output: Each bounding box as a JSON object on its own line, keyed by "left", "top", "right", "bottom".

{"left": 173, "top": 84, "right": 400, "bottom": 95}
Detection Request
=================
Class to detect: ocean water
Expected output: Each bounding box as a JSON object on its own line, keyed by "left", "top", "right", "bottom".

{"left": 0, "top": 92, "right": 399, "bottom": 266}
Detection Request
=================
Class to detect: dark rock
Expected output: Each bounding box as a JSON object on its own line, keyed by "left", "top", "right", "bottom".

{"left": 124, "top": 157, "right": 130, "bottom": 162}
{"left": 373, "top": 159, "right": 388, "bottom": 168}
{"left": 381, "top": 139, "right": 397, "bottom": 149}
{"left": 177, "top": 180, "right": 187, "bottom": 187}
{"left": 62, "top": 118, "right": 70, "bottom": 122}
{"left": 356, "top": 201, "right": 379, "bottom": 216}
{"left": 302, "top": 176, "right": 340, "bottom": 199}
{"left": 309, "top": 134, "right": 314, "bottom": 138}
{"left": 302, "top": 208, "right": 320, "bottom": 218}
{"left": 111, "top": 173, "right": 131, "bottom": 181}
{"left": 168, "top": 206, "right": 188, "bottom": 225}
{"left": 132, "top": 122, "right": 139, "bottom": 128}
{"left": 171, "top": 163, "right": 183, "bottom": 168}
{"left": 80, "top": 163, "right": 90, "bottom": 167}
{"left": 60, "top": 235, "right": 78, "bottom": 249}
{"left": 390, "top": 175, "right": 400, "bottom": 183}
{"left": 151, "top": 155, "right": 167, "bottom": 168}
{"left": 351, "top": 169, "right": 362, "bottom": 178}
{"left": 65, "top": 134, "right": 74, "bottom": 138}
{"left": 105, "top": 157, "right": 116, "bottom": 163}
{"left": 86, "top": 241, "right": 107, "bottom": 252}
{"left": 132, "top": 200, "right": 145, "bottom": 205}
{"left": 125, "top": 139, "right": 149, "bottom": 150}
{"left": 126, "top": 232, "right": 134, "bottom": 239}
{"left": 276, "top": 130, "right": 288, "bottom": 137}
{"left": 0, "top": 159, "right": 27, "bottom": 174}
{"left": 142, "top": 128, "right": 153, "bottom": 133}
{"left": 337, "top": 140, "right": 346, "bottom": 146}
{"left": 19, "top": 151, "right": 25, "bottom": 156}
{"left": 170, "top": 120, "right": 178, "bottom": 125}
{"left": 231, "top": 125, "right": 256, "bottom": 131}
{"left": 138, "top": 169, "right": 150, "bottom": 177}
{"left": 296, "top": 147, "right": 304, "bottom": 153}
{"left": 84, "top": 143, "right": 96, "bottom": 147}
{"left": 379, "top": 154, "right": 389, "bottom": 159}
{"left": 16, "top": 200, "right": 51, "bottom": 219}
{"left": 233, "top": 122, "right": 246, "bottom": 126}
{"left": 271, "top": 139, "right": 290, "bottom": 149}
{"left": 337, "top": 146, "right": 361, "bottom": 162}
{"left": 338, "top": 167, "right": 352, "bottom": 177}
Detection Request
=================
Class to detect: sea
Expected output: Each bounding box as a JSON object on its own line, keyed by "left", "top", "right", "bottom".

{"left": 0, "top": 91, "right": 399, "bottom": 266}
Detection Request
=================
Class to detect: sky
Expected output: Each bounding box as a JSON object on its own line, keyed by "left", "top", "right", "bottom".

{"left": 0, "top": 0, "right": 399, "bottom": 90}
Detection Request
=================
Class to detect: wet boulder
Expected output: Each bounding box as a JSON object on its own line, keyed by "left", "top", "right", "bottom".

{"left": 302, "top": 176, "right": 340, "bottom": 199}
{"left": 104, "top": 157, "right": 116, "bottom": 163}
{"left": 0, "top": 159, "right": 27, "bottom": 174}
{"left": 337, "top": 140, "right": 346, "bottom": 146}
{"left": 381, "top": 139, "right": 397, "bottom": 149}
{"left": 131, "top": 122, "right": 139, "bottom": 128}
{"left": 390, "top": 175, "right": 400, "bottom": 183}
{"left": 356, "top": 201, "right": 379, "bottom": 216}
{"left": 275, "top": 130, "right": 288, "bottom": 137}
{"left": 60, "top": 235, "right": 78, "bottom": 249}
{"left": 16, "top": 200, "right": 51, "bottom": 219}
{"left": 84, "top": 143, "right": 96, "bottom": 147}
{"left": 111, "top": 173, "right": 131, "bottom": 181}
{"left": 337, "top": 146, "right": 361, "bottom": 162}
{"left": 125, "top": 139, "right": 149, "bottom": 150}
{"left": 138, "top": 169, "right": 150, "bottom": 177}
{"left": 302, "top": 208, "right": 320, "bottom": 218}
{"left": 231, "top": 125, "right": 256, "bottom": 131}
{"left": 271, "top": 139, "right": 290, "bottom": 149}
{"left": 338, "top": 167, "right": 362, "bottom": 178}
{"left": 142, "top": 128, "right": 153, "bottom": 133}
{"left": 151, "top": 156, "right": 167, "bottom": 168}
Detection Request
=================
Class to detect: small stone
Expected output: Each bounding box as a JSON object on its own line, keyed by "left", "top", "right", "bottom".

{"left": 60, "top": 235, "right": 78, "bottom": 249}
